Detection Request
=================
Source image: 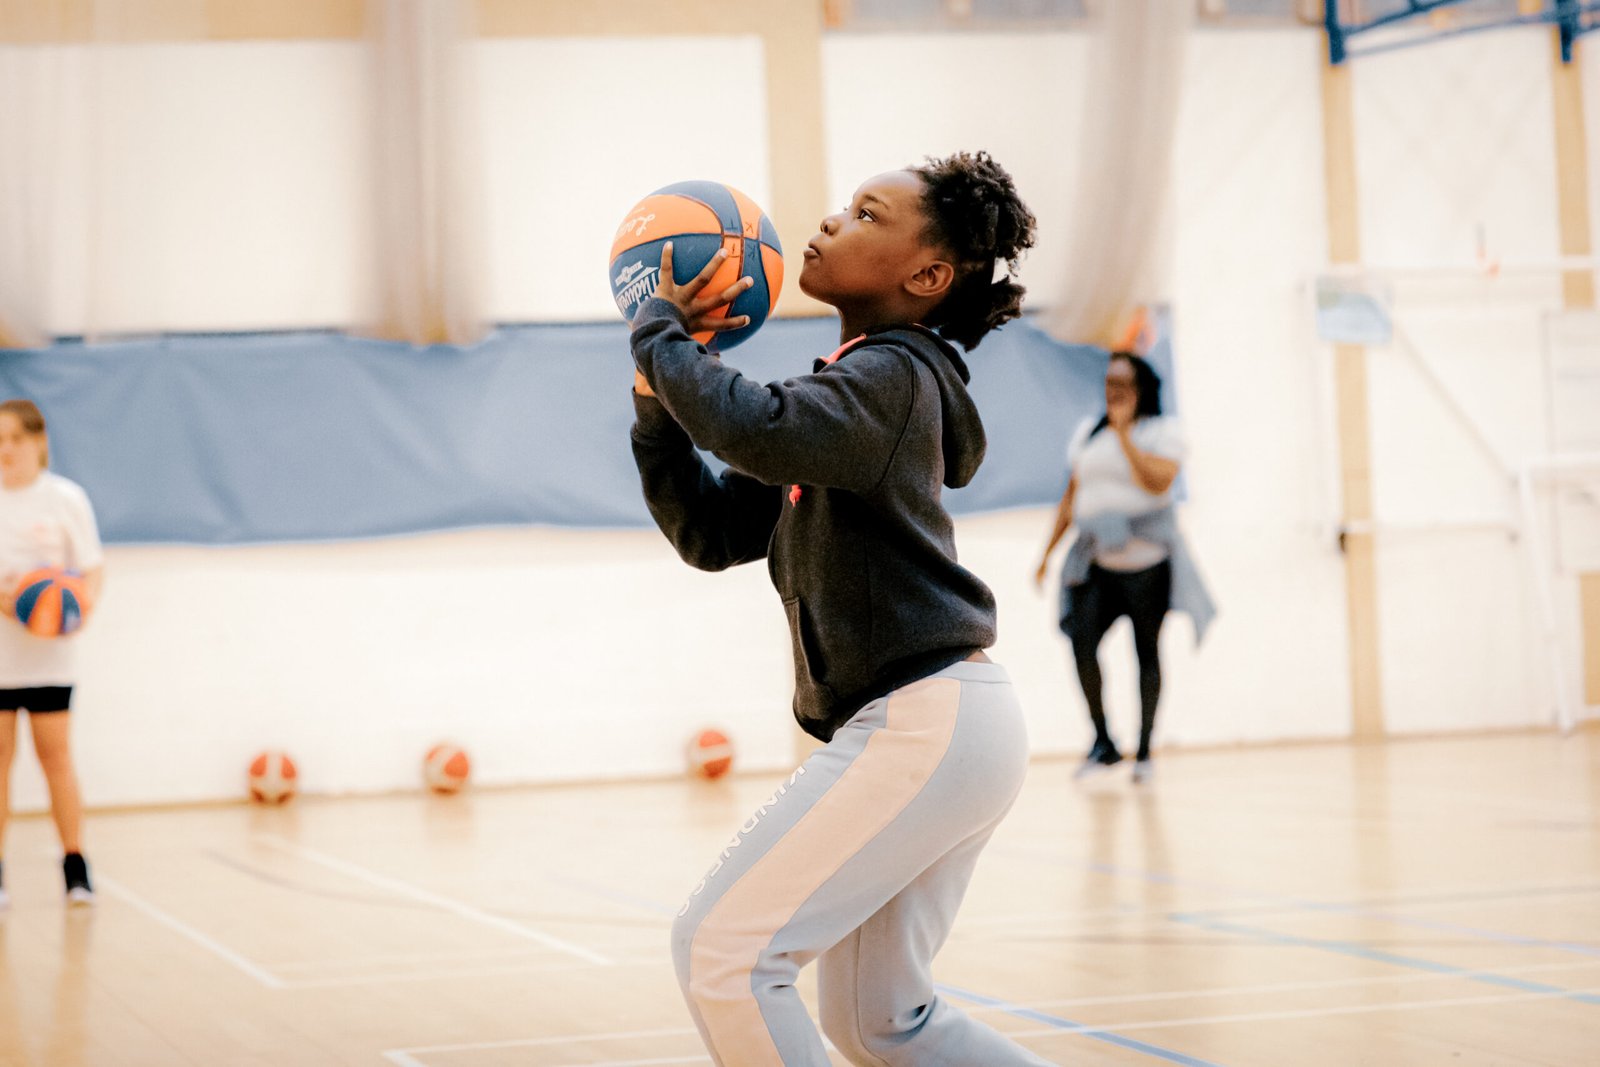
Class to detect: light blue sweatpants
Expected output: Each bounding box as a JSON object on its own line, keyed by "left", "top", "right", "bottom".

{"left": 669, "top": 660, "right": 1053, "bottom": 1066}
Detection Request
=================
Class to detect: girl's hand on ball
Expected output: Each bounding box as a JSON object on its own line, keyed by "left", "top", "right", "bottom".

{"left": 653, "top": 243, "right": 753, "bottom": 339}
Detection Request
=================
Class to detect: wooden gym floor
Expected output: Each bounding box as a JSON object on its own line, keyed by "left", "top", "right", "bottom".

{"left": 1, "top": 729, "right": 1596, "bottom": 1066}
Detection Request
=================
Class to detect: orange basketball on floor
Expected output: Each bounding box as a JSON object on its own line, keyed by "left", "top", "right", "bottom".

{"left": 687, "top": 728, "right": 734, "bottom": 780}
{"left": 424, "top": 743, "right": 471, "bottom": 794}
{"left": 13, "top": 567, "right": 90, "bottom": 637}
{"left": 248, "top": 750, "right": 298, "bottom": 804}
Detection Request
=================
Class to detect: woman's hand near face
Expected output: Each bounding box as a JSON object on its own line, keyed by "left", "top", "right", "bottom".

{"left": 1107, "top": 393, "right": 1137, "bottom": 433}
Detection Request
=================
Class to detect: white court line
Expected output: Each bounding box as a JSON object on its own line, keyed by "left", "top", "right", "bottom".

{"left": 284, "top": 954, "right": 664, "bottom": 989}
{"left": 277, "top": 943, "right": 660, "bottom": 973}
{"left": 1004, "top": 984, "right": 1600, "bottom": 1041}
{"left": 547, "top": 1058, "right": 708, "bottom": 1067}
{"left": 959, "top": 957, "right": 1600, "bottom": 1015}
{"left": 380, "top": 981, "right": 1600, "bottom": 1067}
{"left": 255, "top": 836, "right": 612, "bottom": 966}
{"left": 274, "top": 944, "right": 572, "bottom": 972}
{"left": 381, "top": 1026, "right": 700, "bottom": 1066}
{"left": 382, "top": 1026, "right": 843, "bottom": 1065}
{"left": 96, "top": 874, "right": 285, "bottom": 989}
{"left": 953, "top": 908, "right": 1158, "bottom": 927}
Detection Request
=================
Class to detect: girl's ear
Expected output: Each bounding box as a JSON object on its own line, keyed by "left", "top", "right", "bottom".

{"left": 905, "top": 259, "right": 955, "bottom": 300}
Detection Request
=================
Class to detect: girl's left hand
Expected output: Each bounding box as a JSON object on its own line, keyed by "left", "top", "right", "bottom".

{"left": 644, "top": 243, "right": 754, "bottom": 340}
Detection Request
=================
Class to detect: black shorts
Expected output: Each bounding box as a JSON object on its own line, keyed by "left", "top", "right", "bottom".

{"left": 0, "top": 686, "right": 73, "bottom": 713}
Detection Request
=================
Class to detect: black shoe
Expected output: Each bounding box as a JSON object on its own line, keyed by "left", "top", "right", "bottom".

{"left": 1073, "top": 741, "right": 1123, "bottom": 780}
{"left": 63, "top": 853, "right": 94, "bottom": 907}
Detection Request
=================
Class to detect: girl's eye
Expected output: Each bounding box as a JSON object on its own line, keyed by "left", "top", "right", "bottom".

{"left": 856, "top": 208, "right": 874, "bottom": 222}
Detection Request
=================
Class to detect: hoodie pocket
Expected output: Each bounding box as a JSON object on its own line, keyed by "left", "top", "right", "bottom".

{"left": 782, "top": 596, "right": 836, "bottom": 703}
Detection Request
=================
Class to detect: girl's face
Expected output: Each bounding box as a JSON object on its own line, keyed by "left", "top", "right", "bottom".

{"left": 799, "top": 169, "right": 942, "bottom": 308}
{"left": 1105, "top": 359, "right": 1138, "bottom": 411}
{"left": 0, "top": 413, "right": 44, "bottom": 486}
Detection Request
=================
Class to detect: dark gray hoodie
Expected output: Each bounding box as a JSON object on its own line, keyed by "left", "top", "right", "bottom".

{"left": 629, "top": 296, "right": 997, "bottom": 742}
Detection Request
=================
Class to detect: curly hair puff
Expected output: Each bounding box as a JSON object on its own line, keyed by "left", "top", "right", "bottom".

{"left": 910, "top": 150, "right": 1037, "bottom": 351}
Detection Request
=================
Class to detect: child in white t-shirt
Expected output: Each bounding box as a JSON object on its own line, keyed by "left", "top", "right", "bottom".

{"left": 0, "top": 399, "right": 104, "bottom": 908}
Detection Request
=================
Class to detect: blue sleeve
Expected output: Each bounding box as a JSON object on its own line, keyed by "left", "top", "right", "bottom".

{"left": 630, "top": 389, "right": 783, "bottom": 571}
{"left": 629, "top": 298, "right": 915, "bottom": 492}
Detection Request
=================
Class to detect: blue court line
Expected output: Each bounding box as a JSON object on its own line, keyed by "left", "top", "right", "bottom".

{"left": 937, "top": 983, "right": 1230, "bottom": 1067}
{"left": 1169, "top": 914, "right": 1600, "bottom": 1006}
{"left": 1288, "top": 901, "right": 1600, "bottom": 958}
{"left": 1006, "top": 849, "right": 1600, "bottom": 961}
{"left": 1185, "top": 882, "right": 1600, "bottom": 919}
{"left": 546, "top": 872, "right": 1230, "bottom": 1062}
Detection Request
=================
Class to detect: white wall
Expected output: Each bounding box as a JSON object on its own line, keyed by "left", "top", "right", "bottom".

{"left": 24, "top": 42, "right": 378, "bottom": 335}
{"left": 1167, "top": 28, "right": 1354, "bottom": 743}
{"left": 476, "top": 36, "right": 772, "bottom": 323}
{"left": 14, "top": 529, "right": 797, "bottom": 811}
{"left": 7, "top": 26, "right": 1589, "bottom": 811}
{"left": 7, "top": 37, "right": 773, "bottom": 336}
{"left": 819, "top": 33, "right": 1090, "bottom": 301}
{"left": 1352, "top": 29, "right": 1569, "bottom": 732}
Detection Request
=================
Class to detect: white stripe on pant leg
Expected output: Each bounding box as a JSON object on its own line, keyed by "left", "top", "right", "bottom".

{"left": 686, "top": 678, "right": 964, "bottom": 1066}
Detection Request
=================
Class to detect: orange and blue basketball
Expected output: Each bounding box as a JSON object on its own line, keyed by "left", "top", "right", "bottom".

{"left": 609, "top": 180, "right": 783, "bottom": 351}
{"left": 13, "top": 567, "right": 89, "bottom": 638}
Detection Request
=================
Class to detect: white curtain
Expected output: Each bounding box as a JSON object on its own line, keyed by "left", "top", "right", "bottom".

{"left": 0, "top": 25, "right": 83, "bottom": 348}
{"left": 366, "top": 0, "right": 487, "bottom": 346}
{"left": 0, "top": 3, "right": 174, "bottom": 346}
{"left": 0, "top": 49, "right": 50, "bottom": 348}
{"left": 1042, "top": 0, "right": 1192, "bottom": 349}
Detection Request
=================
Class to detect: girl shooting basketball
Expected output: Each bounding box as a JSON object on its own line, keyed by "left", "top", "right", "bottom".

{"left": 628, "top": 152, "right": 1050, "bottom": 1065}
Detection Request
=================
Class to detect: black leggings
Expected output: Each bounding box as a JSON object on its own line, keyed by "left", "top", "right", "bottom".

{"left": 1064, "top": 560, "right": 1171, "bottom": 760}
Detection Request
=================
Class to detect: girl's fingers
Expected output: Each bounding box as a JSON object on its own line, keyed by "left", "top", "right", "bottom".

{"left": 679, "top": 248, "right": 729, "bottom": 297}
{"left": 657, "top": 242, "right": 674, "bottom": 291}
{"left": 688, "top": 276, "right": 753, "bottom": 316}
{"left": 712, "top": 277, "right": 753, "bottom": 306}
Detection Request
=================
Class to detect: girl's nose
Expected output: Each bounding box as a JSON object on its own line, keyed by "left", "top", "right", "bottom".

{"left": 819, "top": 213, "right": 840, "bottom": 236}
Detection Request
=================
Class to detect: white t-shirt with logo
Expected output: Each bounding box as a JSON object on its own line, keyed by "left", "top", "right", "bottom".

{"left": 1066, "top": 415, "right": 1187, "bottom": 572}
{"left": 0, "top": 472, "right": 104, "bottom": 687}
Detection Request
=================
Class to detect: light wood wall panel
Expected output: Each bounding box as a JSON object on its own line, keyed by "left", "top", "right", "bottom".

{"left": 1321, "top": 58, "right": 1385, "bottom": 739}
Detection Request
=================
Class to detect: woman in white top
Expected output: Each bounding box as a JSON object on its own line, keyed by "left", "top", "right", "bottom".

{"left": 1035, "top": 353, "right": 1184, "bottom": 784}
{"left": 0, "top": 399, "right": 104, "bottom": 907}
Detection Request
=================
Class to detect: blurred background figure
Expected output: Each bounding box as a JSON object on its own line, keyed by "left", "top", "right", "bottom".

{"left": 1036, "top": 352, "right": 1212, "bottom": 783}
{"left": 0, "top": 399, "right": 104, "bottom": 908}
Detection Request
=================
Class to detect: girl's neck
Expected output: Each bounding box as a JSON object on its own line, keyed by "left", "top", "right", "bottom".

{"left": 838, "top": 310, "right": 916, "bottom": 344}
{"left": 1, "top": 469, "right": 41, "bottom": 490}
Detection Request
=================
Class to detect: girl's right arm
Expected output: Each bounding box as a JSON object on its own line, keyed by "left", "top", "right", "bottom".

{"left": 631, "top": 390, "right": 783, "bottom": 571}
{"left": 1033, "top": 475, "right": 1077, "bottom": 587}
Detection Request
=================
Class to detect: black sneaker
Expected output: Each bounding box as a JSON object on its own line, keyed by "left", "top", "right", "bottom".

{"left": 63, "top": 853, "right": 94, "bottom": 907}
{"left": 1073, "top": 741, "right": 1123, "bottom": 780}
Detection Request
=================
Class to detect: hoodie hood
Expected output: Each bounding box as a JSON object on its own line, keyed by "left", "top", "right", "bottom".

{"left": 857, "top": 325, "right": 986, "bottom": 490}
